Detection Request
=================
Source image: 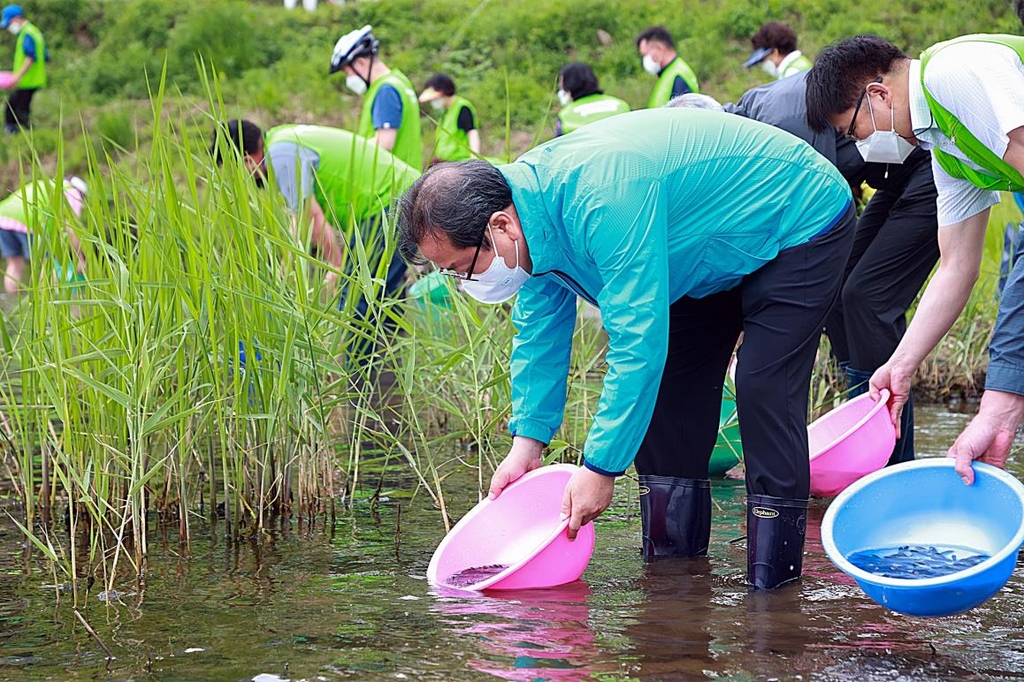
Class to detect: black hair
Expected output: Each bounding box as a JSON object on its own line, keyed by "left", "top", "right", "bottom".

{"left": 751, "top": 21, "right": 798, "bottom": 54}
{"left": 210, "top": 118, "right": 263, "bottom": 165}
{"left": 635, "top": 25, "right": 675, "bottom": 49}
{"left": 805, "top": 35, "right": 908, "bottom": 133}
{"left": 559, "top": 62, "right": 603, "bottom": 100}
{"left": 397, "top": 160, "right": 512, "bottom": 264}
{"left": 424, "top": 72, "right": 456, "bottom": 97}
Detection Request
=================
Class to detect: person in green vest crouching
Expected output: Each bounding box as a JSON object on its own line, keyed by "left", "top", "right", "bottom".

{"left": 211, "top": 121, "right": 420, "bottom": 341}
{"left": 743, "top": 22, "right": 812, "bottom": 81}
{"left": 1, "top": 4, "right": 48, "bottom": 134}
{"left": 418, "top": 73, "right": 481, "bottom": 165}
{"left": 554, "top": 63, "right": 630, "bottom": 136}
{"left": 0, "top": 176, "right": 87, "bottom": 294}
{"left": 330, "top": 25, "right": 423, "bottom": 171}
{"left": 635, "top": 25, "right": 699, "bottom": 108}
{"left": 806, "top": 33, "right": 1024, "bottom": 460}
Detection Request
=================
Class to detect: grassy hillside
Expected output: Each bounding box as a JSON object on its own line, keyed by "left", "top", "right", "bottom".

{"left": 0, "top": 0, "right": 1019, "bottom": 188}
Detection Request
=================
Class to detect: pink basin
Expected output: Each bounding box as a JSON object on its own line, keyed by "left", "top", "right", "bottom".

{"left": 809, "top": 389, "right": 896, "bottom": 497}
{"left": 0, "top": 72, "right": 15, "bottom": 89}
{"left": 427, "top": 463, "right": 595, "bottom": 591}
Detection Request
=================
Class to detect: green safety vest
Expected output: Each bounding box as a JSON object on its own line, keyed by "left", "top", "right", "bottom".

{"left": 778, "top": 52, "right": 812, "bottom": 79}
{"left": 920, "top": 34, "right": 1024, "bottom": 192}
{"left": 12, "top": 21, "right": 46, "bottom": 89}
{"left": 357, "top": 69, "right": 423, "bottom": 171}
{"left": 647, "top": 56, "right": 699, "bottom": 108}
{"left": 0, "top": 179, "right": 76, "bottom": 232}
{"left": 265, "top": 124, "right": 420, "bottom": 226}
{"left": 433, "top": 95, "right": 477, "bottom": 162}
{"left": 557, "top": 93, "right": 631, "bottom": 135}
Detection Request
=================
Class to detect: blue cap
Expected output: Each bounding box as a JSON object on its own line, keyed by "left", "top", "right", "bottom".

{"left": 0, "top": 5, "right": 24, "bottom": 30}
{"left": 743, "top": 46, "right": 773, "bottom": 68}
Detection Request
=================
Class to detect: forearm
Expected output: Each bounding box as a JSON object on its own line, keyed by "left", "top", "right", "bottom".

{"left": 374, "top": 127, "right": 397, "bottom": 152}
{"left": 888, "top": 265, "right": 976, "bottom": 372}
{"left": 467, "top": 130, "right": 481, "bottom": 155}
{"left": 977, "top": 389, "right": 1024, "bottom": 430}
{"left": 888, "top": 213, "right": 987, "bottom": 374}
{"left": 12, "top": 57, "right": 33, "bottom": 82}
{"left": 66, "top": 227, "right": 85, "bottom": 267}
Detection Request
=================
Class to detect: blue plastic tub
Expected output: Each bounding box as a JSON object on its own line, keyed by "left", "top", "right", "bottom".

{"left": 822, "top": 458, "right": 1024, "bottom": 617}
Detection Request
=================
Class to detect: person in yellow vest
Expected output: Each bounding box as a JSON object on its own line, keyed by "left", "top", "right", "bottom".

{"left": 635, "top": 25, "right": 699, "bottom": 108}
{"left": 418, "top": 73, "right": 480, "bottom": 165}
{"left": 1, "top": 4, "right": 47, "bottom": 134}
{"left": 329, "top": 25, "right": 423, "bottom": 171}
{"left": 743, "top": 22, "right": 812, "bottom": 80}
{"left": 806, "top": 34, "right": 1024, "bottom": 476}
{"left": 211, "top": 119, "right": 419, "bottom": 300}
{"left": 554, "top": 62, "right": 630, "bottom": 136}
{"left": 0, "top": 176, "right": 86, "bottom": 294}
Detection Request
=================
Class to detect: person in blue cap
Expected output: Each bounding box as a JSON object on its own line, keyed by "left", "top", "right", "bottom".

{"left": 1, "top": 4, "right": 48, "bottom": 133}
{"left": 397, "top": 108, "right": 856, "bottom": 589}
{"left": 743, "top": 22, "right": 812, "bottom": 81}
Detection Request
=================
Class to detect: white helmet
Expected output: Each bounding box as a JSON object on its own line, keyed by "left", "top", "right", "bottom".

{"left": 330, "top": 25, "right": 379, "bottom": 75}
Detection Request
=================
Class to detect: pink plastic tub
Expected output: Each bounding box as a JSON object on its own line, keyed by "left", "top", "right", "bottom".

{"left": 427, "top": 463, "right": 596, "bottom": 591}
{"left": 808, "top": 388, "right": 896, "bottom": 497}
{"left": 0, "top": 72, "right": 15, "bottom": 90}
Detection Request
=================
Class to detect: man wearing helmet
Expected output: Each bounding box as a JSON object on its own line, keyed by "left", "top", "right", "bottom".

{"left": 331, "top": 25, "right": 423, "bottom": 171}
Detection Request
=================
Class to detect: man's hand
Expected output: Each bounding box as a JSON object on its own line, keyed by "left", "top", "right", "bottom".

{"left": 948, "top": 390, "right": 1024, "bottom": 485}
{"left": 870, "top": 361, "right": 914, "bottom": 438}
{"left": 560, "top": 467, "right": 615, "bottom": 540}
{"left": 488, "top": 436, "right": 544, "bottom": 499}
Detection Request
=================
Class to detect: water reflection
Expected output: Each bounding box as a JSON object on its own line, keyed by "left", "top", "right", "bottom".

{"left": 431, "top": 581, "right": 604, "bottom": 680}
{"left": 623, "top": 558, "right": 715, "bottom": 678}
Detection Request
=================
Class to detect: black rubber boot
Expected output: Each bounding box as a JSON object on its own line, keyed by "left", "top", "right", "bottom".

{"left": 846, "top": 366, "right": 915, "bottom": 465}
{"left": 638, "top": 476, "right": 711, "bottom": 560}
{"left": 746, "top": 494, "right": 808, "bottom": 589}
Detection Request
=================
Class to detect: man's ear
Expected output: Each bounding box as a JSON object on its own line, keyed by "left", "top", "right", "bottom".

{"left": 489, "top": 205, "right": 522, "bottom": 239}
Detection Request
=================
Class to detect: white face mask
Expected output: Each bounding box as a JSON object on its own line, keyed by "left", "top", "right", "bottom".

{"left": 642, "top": 54, "right": 661, "bottom": 76}
{"left": 760, "top": 59, "right": 779, "bottom": 78}
{"left": 7, "top": 23, "right": 20, "bottom": 36}
{"left": 855, "top": 96, "right": 915, "bottom": 165}
{"left": 462, "top": 224, "right": 530, "bottom": 304}
{"left": 345, "top": 74, "right": 368, "bottom": 95}
{"left": 556, "top": 89, "right": 571, "bottom": 106}
{"left": 429, "top": 99, "right": 445, "bottom": 113}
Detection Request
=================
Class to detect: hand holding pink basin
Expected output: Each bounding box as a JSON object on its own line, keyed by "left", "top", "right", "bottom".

{"left": 0, "top": 72, "right": 15, "bottom": 89}
{"left": 427, "top": 463, "right": 596, "bottom": 591}
{"left": 809, "top": 389, "right": 896, "bottom": 497}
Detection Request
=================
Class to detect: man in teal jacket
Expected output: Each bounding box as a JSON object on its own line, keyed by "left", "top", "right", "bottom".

{"left": 398, "top": 109, "right": 854, "bottom": 589}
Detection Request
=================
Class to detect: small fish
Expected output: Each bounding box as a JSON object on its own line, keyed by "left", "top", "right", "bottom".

{"left": 446, "top": 564, "right": 509, "bottom": 587}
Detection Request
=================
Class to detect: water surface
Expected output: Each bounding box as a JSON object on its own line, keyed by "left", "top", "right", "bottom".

{"left": 1, "top": 405, "right": 1022, "bottom": 681}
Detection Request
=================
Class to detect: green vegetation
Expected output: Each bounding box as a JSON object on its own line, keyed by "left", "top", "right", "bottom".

{"left": 0, "top": 0, "right": 1019, "bottom": 588}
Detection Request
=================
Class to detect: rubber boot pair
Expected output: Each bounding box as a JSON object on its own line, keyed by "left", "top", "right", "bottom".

{"left": 846, "top": 366, "right": 915, "bottom": 465}
{"left": 638, "top": 476, "right": 711, "bottom": 560}
{"left": 746, "top": 494, "right": 807, "bottom": 589}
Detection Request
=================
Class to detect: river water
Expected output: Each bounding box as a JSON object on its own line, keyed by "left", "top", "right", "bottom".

{"left": 1, "top": 405, "right": 1022, "bottom": 681}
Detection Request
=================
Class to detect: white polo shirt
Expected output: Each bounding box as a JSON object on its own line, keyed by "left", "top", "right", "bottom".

{"left": 908, "top": 41, "right": 1024, "bottom": 226}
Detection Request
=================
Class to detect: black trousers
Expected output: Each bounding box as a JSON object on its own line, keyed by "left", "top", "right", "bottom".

{"left": 633, "top": 205, "right": 856, "bottom": 499}
{"left": 4, "top": 88, "right": 37, "bottom": 130}
{"left": 826, "top": 167, "right": 939, "bottom": 370}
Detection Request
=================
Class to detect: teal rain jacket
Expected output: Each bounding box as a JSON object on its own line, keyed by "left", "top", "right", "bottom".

{"left": 501, "top": 108, "right": 852, "bottom": 476}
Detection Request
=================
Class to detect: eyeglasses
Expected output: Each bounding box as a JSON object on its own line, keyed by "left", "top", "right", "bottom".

{"left": 845, "top": 76, "right": 884, "bottom": 141}
{"left": 439, "top": 236, "right": 485, "bottom": 281}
